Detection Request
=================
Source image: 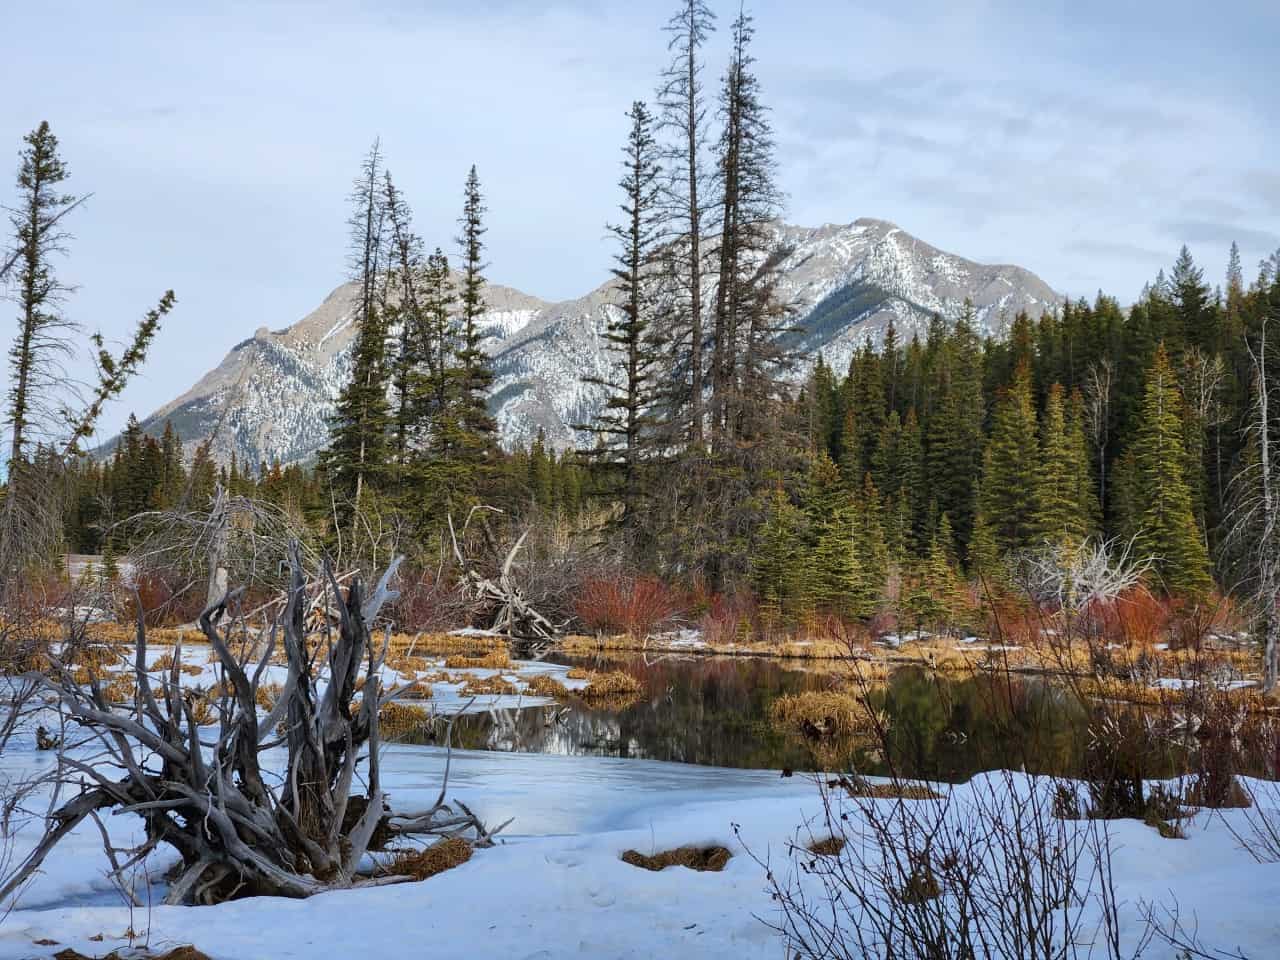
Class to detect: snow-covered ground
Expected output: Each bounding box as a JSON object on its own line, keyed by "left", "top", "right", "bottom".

{"left": 1, "top": 662, "right": 1278, "bottom": 958}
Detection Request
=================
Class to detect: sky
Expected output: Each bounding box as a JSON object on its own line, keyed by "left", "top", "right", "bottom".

{"left": 1, "top": 0, "right": 1277, "bottom": 443}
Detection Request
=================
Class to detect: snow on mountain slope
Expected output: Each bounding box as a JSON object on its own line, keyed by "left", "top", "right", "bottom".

{"left": 122, "top": 218, "right": 1060, "bottom": 464}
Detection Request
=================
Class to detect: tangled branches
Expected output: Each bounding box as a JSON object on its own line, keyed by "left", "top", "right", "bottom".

{"left": 0, "top": 545, "right": 506, "bottom": 905}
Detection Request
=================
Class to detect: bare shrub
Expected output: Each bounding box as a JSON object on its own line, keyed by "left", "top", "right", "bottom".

{"left": 749, "top": 769, "right": 1146, "bottom": 960}
{"left": 573, "top": 574, "right": 682, "bottom": 640}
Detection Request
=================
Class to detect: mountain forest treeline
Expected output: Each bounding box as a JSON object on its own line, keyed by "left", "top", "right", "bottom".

{"left": 7, "top": 3, "right": 1280, "bottom": 647}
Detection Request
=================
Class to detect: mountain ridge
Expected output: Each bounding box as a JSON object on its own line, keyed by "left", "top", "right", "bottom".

{"left": 114, "top": 217, "right": 1061, "bottom": 466}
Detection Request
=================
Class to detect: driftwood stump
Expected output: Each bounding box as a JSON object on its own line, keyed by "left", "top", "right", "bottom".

{"left": 1, "top": 545, "right": 506, "bottom": 905}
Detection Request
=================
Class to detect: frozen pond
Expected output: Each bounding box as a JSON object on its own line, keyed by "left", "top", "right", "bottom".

{"left": 415, "top": 655, "right": 1270, "bottom": 781}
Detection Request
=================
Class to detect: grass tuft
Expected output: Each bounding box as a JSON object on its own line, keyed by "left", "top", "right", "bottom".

{"left": 621, "top": 845, "right": 731, "bottom": 872}
{"left": 387, "top": 837, "right": 473, "bottom": 880}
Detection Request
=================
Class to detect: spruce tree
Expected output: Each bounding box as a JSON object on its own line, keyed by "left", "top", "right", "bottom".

{"left": 1034, "top": 383, "right": 1091, "bottom": 544}
{"left": 924, "top": 306, "right": 984, "bottom": 546}
{"left": 979, "top": 364, "right": 1040, "bottom": 554}
{"left": 708, "top": 7, "right": 787, "bottom": 448}
{"left": 582, "top": 101, "right": 666, "bottom": 532}
{"left": 320, "top": 140, "right": 392, "bottom": 533}
{"left": 382, "top": 171, "right": 431, "bottom": 473}
{"left": 752, "top": 487, "right": 802, "bottom": 612}
{"left": 453, "top": 165, "right": 498, "bottom": 499}
{"left": 850, "top": 474, "right": 889, "bottom": 616}
{"left": 808, "top": 501, "right": 860, "bottom": 616}
{"left": 6, "top": 122, "right": 76, "bottom": 473}
{"left": 1129, "top": 344, "right": 1212, "bottom": 595}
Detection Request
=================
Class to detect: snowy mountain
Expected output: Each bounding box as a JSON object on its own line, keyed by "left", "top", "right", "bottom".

{"left": 122, "top": 218, "right": 1060, "bottom": 465}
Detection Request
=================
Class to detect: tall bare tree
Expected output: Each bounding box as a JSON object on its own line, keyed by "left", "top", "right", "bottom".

{"left": 657, "top": 0, "right": 715, "bottom": 447}
{"left": 1228, "top": 291, "right": 1280, "bottom": 691}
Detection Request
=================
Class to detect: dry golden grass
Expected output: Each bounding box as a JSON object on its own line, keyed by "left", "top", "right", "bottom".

{"left": 1073, "top": 675, "right": 1273, "bottom": 712}
{"left": 829, "top": 776, "right": 942, "bottom": 800}
{"left": 807, "top": 835, "right": 846, "bottom": 856}
{"left": 565, "top": 666, "right": 591, "bottom": 680}
{"left": 444, "top": 650, "right": 512, "bottom": 670}
{"left": 391, "top": 632, "right": 506, "bottom": 658}
{"left": 386, "top": 653, "right": 436, "bottom": 676}
{"left": 524, "top": 673, "right": 569, "bottom": 699}
{"left": 559, "top": 633, "right": 642, "bottom": 656}
{"left": 575, "top": 670, "right": 644, "bottom": 707}
{"left": 769, "top": 690, "right": 872, "bottom": 739}
{"left": 387, "top": 837, "right": 472, "bottom": 880}
{"left": 376, "top": 701, "right": 435, "bottom": 738}
{"left": 187, "top": 695, "right": 217, "bottom": 726}
{"left": 254, "top": 683, "right": 283, "bottom": 711}
{"left": 99, "top": 673, "right": 137, "bottom": 703}
{"left": 392, "top": 679, "right": 435, "bottom": 699}
{"left": 621, "top": 845, "right": 731, "bottom": 872}
{"left": 461, "top": 674, "right": 519, "bottom": 696}
{"left": 148, "top": 653, "right": 203, "bottom": 677}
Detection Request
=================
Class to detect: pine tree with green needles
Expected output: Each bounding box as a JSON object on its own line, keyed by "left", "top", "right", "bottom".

{"left": 1129, "top": 344, "right": 1212, "bottom": 595}
{"left": 871, "top": 410, "right": 903, "bottom": 501}
{"left": 657, "top": 0, "right": 716, "bottom": 446}
{"left": 582, "top": 101, "right": 667, "bottom": 532}
{"left": 850, "top": 474, "right": 889, "bottom": 616}
{"left": 980, "top": 364, "right": 1041, "bottom": 554}
{"left": 808, "top": 501, "right": 861, "bottom": 615}
{"left": 453, "top": 165, "right": 498, "bottom": 499}
{"left": 382, "top": 171, "right": 432, "bottom": 475}
{"left": 840, "top": 342, "right": 885, "bottom": 484}
{"left": 801, "top": 450, "right": 844, "bottom": 531}
{"left": 1066, "top": 388, "right": 1101, "bottom": 533}
{"left": 968, "top": 504, "right": 1002, "bottom": 581}
{"left": 925, "top": 307, "right": 984, "bottom": 545}
{"left": 752, "top": 487, "right": 803, "bottom": 612}
{"left": 899, "top": 407, "right": 926, "bottom": 551}
{"left": 924, "top": 515, "right": 966, "bottom": 629}
{"left": 528, "top": 429, "right": 553, "bottom": 510}
{"left": 902, "top": 516, "right": 964, "bottom": 637}
{"left": 321, "top": 140, "right": 392, "bottom": 534}
{"left": 1034, "top": 383, "right": 1091, "bottom": 545}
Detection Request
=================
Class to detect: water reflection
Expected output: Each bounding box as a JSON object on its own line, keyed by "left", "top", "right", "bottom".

{"left": 405, "top": 654, "right": 1261, "bottom": 783}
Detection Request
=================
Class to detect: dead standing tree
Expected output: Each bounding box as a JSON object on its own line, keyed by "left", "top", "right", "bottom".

{"left": 0, "top": 547, "right": 505, "bottom": 905}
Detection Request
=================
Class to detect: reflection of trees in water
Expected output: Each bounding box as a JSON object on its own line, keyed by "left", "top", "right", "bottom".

{"left": 410, "top": 658, "right": 1240, "bottom": 781}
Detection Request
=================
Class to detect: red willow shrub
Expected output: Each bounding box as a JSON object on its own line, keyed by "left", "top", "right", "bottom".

{"left": 1098, "top": 588, "right": 1171, "bottom": 649}
{"left": 698, "top": 591, "right": 758, "bottom": 647}
{"left": 574, "top": 575, "right": 682, "bottom": 639}
{"left": 394, "top": 568, "right": 471, "bottom": 633}
{"left": 119, "top": 573, "right": 207, "bottom": 627}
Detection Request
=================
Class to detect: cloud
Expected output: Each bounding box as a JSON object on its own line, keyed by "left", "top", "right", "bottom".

{"left": 0, "top": 0, "right": 1274, "bottom": 442}
{"left": 1165, "top": 221, "right": 1280, "bottom": 256}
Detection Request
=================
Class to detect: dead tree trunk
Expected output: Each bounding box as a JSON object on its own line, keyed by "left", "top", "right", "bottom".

{"left": 1, "top": 545, "right": 506, "bottom": 905}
